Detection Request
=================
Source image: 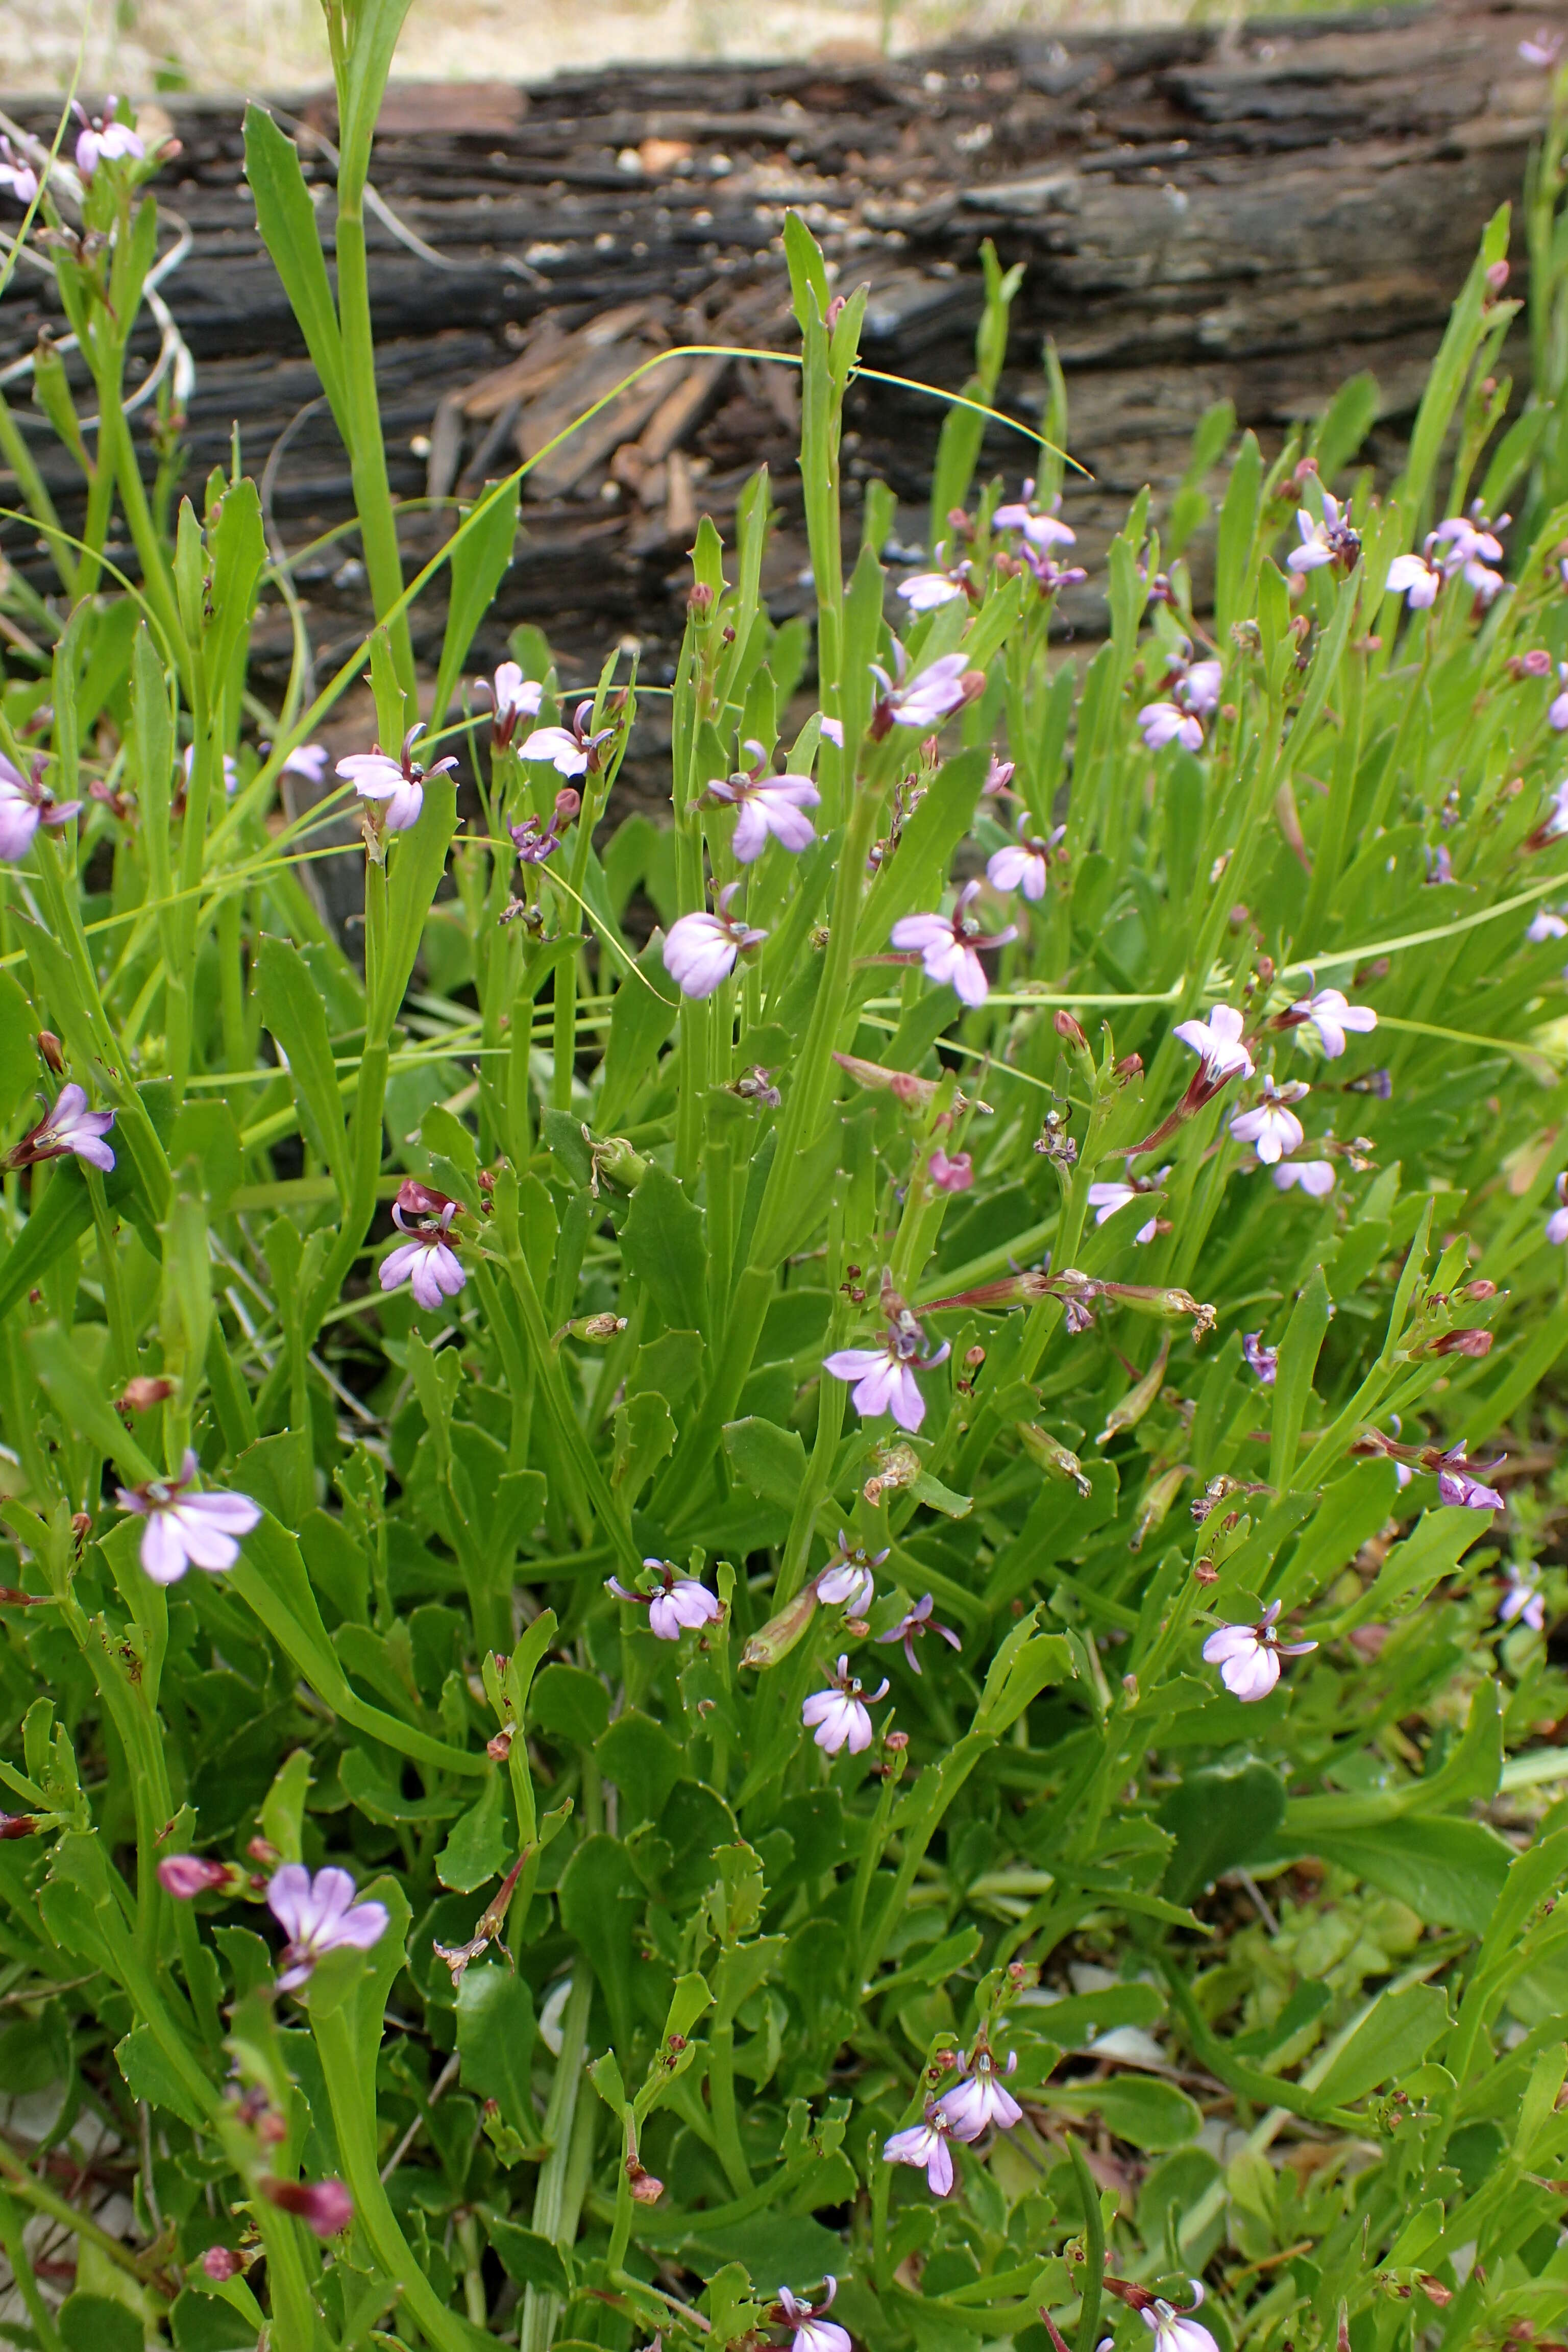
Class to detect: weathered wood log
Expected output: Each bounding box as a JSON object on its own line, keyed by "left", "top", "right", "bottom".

{"left": 0, "top": 0, "right": 1557, "bottom": 696}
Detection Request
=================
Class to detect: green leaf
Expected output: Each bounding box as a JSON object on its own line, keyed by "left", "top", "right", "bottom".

{"left": 596, "top": 1710, "right": 683, "bottom": 1824}
{"left": 1286, "top": 1816, "right": 1511, "bottom": 1937}
{"left": 1159, "top": 1762, "right": 1286, "bottom": 1906}
{"left": 722, "top": 1416, "right": 808, "bottom": 1513}
{"left": 1311, "top": 1983, "right": 1449, "bottom": 2109}
{"left": 259, "top": 1748, "right": 312, "bottom": 1865}
{"left": 856, "top": 746, "right": 988, "bottom": 956}
{"left": 456, "top": 1965, "right": 535, "bottom": 2133}
{"left": 115, "top": 2022, "right": 210, "bottom": 2131}
{"left": 485, "top": 2215, "right": 572, "bottom": 2296}
{"left": 613, "top": 1390, "right": 676, "bottom": 1502}
{"left": 1268, "top": 1265, "right": 1330, "bottom": 1491}
{"left": 256, "top": 935, "right": 347, "bottom": 1198}
{"left": 437, "top": 1770, "right": 513, "bottom": 1895}
{"left": 621, "top": 1163, "right": 707, "bottom": 1331}
{"left": 558, "top": 1835, "right": 644, "bottom": 2050}
{"left": 59, "top": 2295, "right": 142, "bottom": 2352}
{"left": 531, "top": 1663, "right": 610, "bottom": 1749}
{"left": 339, "top": 1744, "right": 464, "bottom": 1825}
{"left": 1048, "top": 2073, "right": 1202, "bottom": 2151}
{"left": 242, "top": 106, "right": 349, "bottom": 436}
{"left": 435, "top": 485, "right": 519, "bottom": 729}
{"left": 0, "top": 971, "right": 39, "bottom": 1135}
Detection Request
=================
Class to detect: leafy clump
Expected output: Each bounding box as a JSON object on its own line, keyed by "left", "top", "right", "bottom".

{"left": 2, "top": 12, "right": 1568, "bottom": 2352}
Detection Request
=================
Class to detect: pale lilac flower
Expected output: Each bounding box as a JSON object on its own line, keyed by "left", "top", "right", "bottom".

{"left": 1548, "top": 668, "right": 1568, "bottom": 734}
{"left": 337, "top": 725, "right": 456, "bottom": 834}
{"left": 819, "top": 716, "right": 845, "bottom": 748}
{"left": 982, "top": 754, "right": 1015, "bottom": 796}
{"left": 267, "top": 1864, "right": 389, "bottom": 1992}
{"left": 115, "top": 1450, "right": 261, "bottom": 1585}
{"left": 885, "top": 2107, "right": 955, "bottom": 2196}
{"left": 927, "top": 1149, "right": 973, "bottom": 1193}
{"left": 878, "top": 1594, "right": 961, "bottom": 1675}
{"left": 1087, "top": 1174, "right": 1165, "bottom": 1231}
{"left": 1138, "top": 2284, "right": 1219, "bottom": 2352}
{"left": 6, "top": 1084, "right": 115, "bottom": 1173}
{"left": 478, "top": 661, "right": 544, "bottom": 750}
{"left": 0, "top": 139, "right": 39, "bottom": 206}
{"left": 1529, "top": 908, "right": 1568, "bottom": 941}
{"left": 1547, "top": 1174, "right": 1568, "bottom": 1244}
{"left": 181, "top": 744, "right": 239, "bottom": 800}
{"left": 993, "top": 483, "right": 1076, "bottom": 551}
{"left": 801, "top": 1658, "right": 889, "bottom": 1756}
{"left": 662, "top": 883, "right": 767, "bottom": 999}
{"left": 1287, "top": 986, "right": 1377, "bottom": 1059}
{"left": 607, "top": 1560, "right": 721, "bottom": 1640}
{"left": 987, "top": 815, "right": 1064, "bottom": 901}
{"left": 1435, "top": 512, "right": 1506, "bottom": 566}
{"left": 1522, "top": 28, "right": 1564, "bottom": 65}
{"left": 707, "top": 744, "right": 820, "bottom": 862}
{"left": 824, "top": 1302, "right": 950, "bottom": 1432}
{"left": 891, "top": 652, "right": 981, "bottom": 730}
{"left": 817, "top": 1533, "right": 889, "bottom": 1615}
{"left": 892, "top": 880, "right": 1017, "bottom": 1008}
{"left": 1163, "top": 640, "right": 1222, "bottom": 715}
{"left": 1230, "top": 1076, "right": 1309, "bottom": 1165}
{"left": 519, "top": 699, "right": 617, "bottom": 778}
{"left": 281, "top": 743, "right": 329, "bottom": 785}
{"left": 1272, "top": 1159, "right": 1335, "bottom": 1197}
{"left": 1533, "top": 780, "right": 1568, "bottom": 845}
{"left": 777, "top": 2281, "right": 851, "bottom": 2352}
{"left": 1173, "top": 1003, "right": 1254, "bottom": 1083}
{"left": 0, "top": 751, "right": 81, "bottom": 861}
{"left": 1242, "top": 1333, "right": 1278, "bottom": 1384}
{"left": 1385, "top": 549, "right": 1442, "bottom": 608}
{"left": 379, "top": 1181, "right": 465, "bottom": 1311}
{"left": 1137, "top": 700, "right": 1204, "bottom": 753}
{"left": 1499, "top": 1567, "right": 1547, "bottom": 1633}
{"left": 1287, "top": 491, "right": 1359, "bottom": 575}
{"left": 1433, "top": 1444, "right": 1505, "bottom": 1512}
{"left": 1202, "top": 1599, "right": 1316, "bottom": 1701}
{"left": 937, "top": 2047, "right": 1022, "bottom": 2140}
{"left": 74, "top": 97, "right": 143, "bottom": 179}
{"left": 898, "top": 564, "right": 972, "bottom": 610}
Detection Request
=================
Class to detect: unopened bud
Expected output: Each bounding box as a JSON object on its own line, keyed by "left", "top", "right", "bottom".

{"left": 0, "top": 1813, "right": 38, "bottom": 1840}
{"left": 1121, "top": 1672, "right": 1138, "bottom": 1699}
{"left": 1458, "top": 1279, "right": 1498, "bottom": 1301}
{"left": 964, "top": 1345, "right": 986, "bottom": 1369}
{"left": 70, "top": 1510, "right": 92, "bottom": 1555}
{"left": 487, "top": 1725, "right": 516, "bottom": 1760}
{"left": 1485, "top": 260, "right": 1510, "bottom": 293}
{"left": 201, "top": 2248, "right": 244, "bottom": 2281}
{"left": 687, "top": 582, "right": 714, "bottom": 614}
{"left": 259, "top": 2177, "right": 354, "bottom": 2238}
{"left": 248, "top": 1836, "right": 280, "bottom": 1867}
{"left": 1430, "top": 1328, "right": 1493, "bottom": 1358}
{"left": 1113, "top": 1053, "right": 1143, "bottom": 1081}
{"left": 158, "top": 1854, "right": 235, "bottom": 1898}
{"left": 1054, "top": 1009, "right": 1089, "bottom": 1051}
{"left": 1193, "top": 1559, "right": 1219, "bottom": 1585}
{"left": 884, "top": 1729, "right": 909, "bottom": 1752}
{"left": 36, "top": 1031, "right": 64, "bottom": 1072}
{"left": 554, "top": 788, "right": 581, "bottom": 823}
{"left": 627, "top": 2162, "right": 665, "bottom": 2205}
{"left": 120, "top": 1376, "right": 175, "bottom": 1412}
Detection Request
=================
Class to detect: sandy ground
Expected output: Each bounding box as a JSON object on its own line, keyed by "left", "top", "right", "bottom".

{"left": 4, "top": 0, "right": 1187, "bottom": 94}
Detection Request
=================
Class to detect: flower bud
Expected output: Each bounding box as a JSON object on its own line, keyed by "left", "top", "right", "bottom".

{"left": 0, "top": 1813, "right": 38, "bottom": 1840}
{"left": 35, "top": 1031, "right": 64, "bottom": 1072}
{"left": 1457, "top": 1279, "right": 1498, "bottom": 1302}
{"left": 120, "top": 1376, "right": 175, "bottom": 1413}
{"left": 487, "top": 1725, "right": 516, "bottom": 1760}
{"left": 1054, "top": 1009, "right": 1089, "bottom": 1051}
{"left": 260, "top": 2177, "right": 354, "bottom": 2238}
{"left": 201, "top": 2248, "right": 244, "bottom": 2281}
{"left": 553, "top": 788, "right": 582, "bottom": 823}
{"left": 687, "top": 582, "right": 714, "bottom": 615}
{"left": 70, "top": 1511, "right": 92, "bottom": 1555}
{"left": 1485, "top": 260, "right": 1511, "bottom": 293}
{"left": 1430, "top": 1328, "right": 1493, "bottom": 1358}
{"left": 157, "top": 1855, "right": 234, "bottom": 1899}
{"left": 627, "top": 2161, "right": 664, "bottom": 2205}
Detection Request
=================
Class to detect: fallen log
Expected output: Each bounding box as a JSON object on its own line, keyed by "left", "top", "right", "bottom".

{"left": 0, "top": 0, "right": 1558, "bottom": 698}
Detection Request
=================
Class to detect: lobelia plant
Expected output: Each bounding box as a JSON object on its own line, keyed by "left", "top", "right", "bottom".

{"left": 7, "top": 8, "right": 1568, "bottom": 2351}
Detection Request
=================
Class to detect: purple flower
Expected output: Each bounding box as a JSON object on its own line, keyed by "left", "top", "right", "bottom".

{"left": 1203, "top": 1599, "right": 1316, "bottom": 1701}
{"left": 880, "top": 651, "right": 983, "bottom": 731}
{"left": 1287, "top": 491, "right": 1360, "bottom": 575}
{"left": 337, "top": 726, "right": 456, "bottom": 834}
{"left": 1272, "top": 1159, "right": 1335, "bottom": 1197}
{"left": 1548, "top": 1174, "right": 1568, "bottom": 1244}
{"left": 818, "top": 716, "right": 845, "bottom": 748}
{"left": 115, "top": 1450, "right": 262, "bottom": 1585}
{"left": 1433, "top": 1444, "right": 1505, "bottom": 1512}
{"left": 878, "top": 1594, "right": 961, "bottom": 1675}
{"left": 1173, "top": 1004, "right": 1254, "bottom": 1084}
{"left": 824, "top": 1301, "right": 950, "bottom": 1433}
{"left": 0, "top": 138, "right": 39, "bottom": 206}
{"left": 479, "top": 661, "right": 544, "bottom": 749}
{"left": 281, "top": 742, "right": 329, "bottom": 785}
{"left": 6, "top": 1084, "right": 115, "bottom": 1173}
{"left": 1521, "top": 28, "right": 1564, "bottom": 64}
{"left": 1137, "top": 700, "right": 1204, "bottom": 753}
{"left": 898, "top": 565, "right": 972, "bottom": 610}
{"left": 606, "top": 1560, "right": 721, "bottom": 1640}
{"left": 510, "top": 789, "right": 580, "bottom": 868}
{"left": 1242, "top": 1333, "right": 1278, "bottom": 1385}
{"left": 158, "top": 1855, "right": 233, "bottom": 1899}
{"left": 662, "top": 883, "right": 768, "bottom": 999}
{"left": 181, "top": 744, "right": 239, "bottom": 801}
{"left": 936, "top": 2046, "right": 1022, "bottom": 2140}
{"left": 987, "top": 815, "right": 1064, "bottom": 902}
{"left": 0, "top": 751, "right": 81, "bottom": 862}
{"left": 707, "top": 744, "right": 820, "bottom": 862}
{"left": 519, "top": 699, "right": 617, "bottom": 778}
{"left": 1499, "top": 1569, "right": 1546, "bottom": 1633}
{"left": 993, "top": 484, "right": 1076, "bottom": 551}
{"left": 1385, "top": 548, "right": 1443, "bottom": 608}
{"left": 777, "top": 2282, "right": 851, "bottom": 2352}
{"left": 885, "top": 2107, "right": 955, "bottom": 2195}
{"left": 1138, "top": 2285, "right": 1219, "bottom": 2352}
{"left": 74, "top": 97, "right": 143, "bottom": 180}
{"left": 267, "top": 1863, "right": 389, "bottom": 1992}
{"left": 1087, "top": 1173, "right": 1165, "bottom": 1231}
{"left": 801, "top": 1657, "right": 889, "bottom": 1756}
{"left": 1230, "top": 1076, "right": 1309, "bottom": 1166}
{"left": 1286, "top": 986, "right": 1377, "bottom": 1059}
{"left": 379, "top": 1180, "right": 465, "bottom": 1311}
{"left": 817, "top": 1533, "right": 889, "bottom": 1615}
{"left": 927, "top": 1148, "right": 973, "bottom": 1194}
{"left": 892, "top": 880, "right": 1017, "bottom": 1008}
{"left": 1529, "top": 908, "right": 1568, "bottom": 942}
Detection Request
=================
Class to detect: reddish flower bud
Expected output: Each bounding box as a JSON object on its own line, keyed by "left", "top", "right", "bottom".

{"left": 157, "top": 1855, "right": 232, "bottom": 1899}
{"left": 260, "top": 2176, "right": 354, "bottom": 2237}
{"left": 1431, "top": 1328, "right": 1493, "bottom": 1358}
{"left": 120, "top": 1376, "right": 175, "bottom": 1412}
{"left": 627, "top": 2161, "right": 665, "bottom": 2205}
{"left": 35, "top": 1032, "right": 64, "bottom": 1073}
{"left": 1054, "top": 1009, "right": 1089, "bottom": 1050}
{"left": 201, "top": 2247, "right": 244, "bottom": 2282}
{"left": 0, "top": 1813, "right": 38, "bottom": 1840}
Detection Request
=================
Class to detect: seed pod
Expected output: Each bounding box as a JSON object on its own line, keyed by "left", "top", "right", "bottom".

{"left": 1129, "top": 1464, "right": 1189, "bottom": 1551}
{"left": 740, "top": 1583, "right": 819, "bottom": 1670}
{"left": 1016, "top": 1422, "right": 1092, "bottom": 1498}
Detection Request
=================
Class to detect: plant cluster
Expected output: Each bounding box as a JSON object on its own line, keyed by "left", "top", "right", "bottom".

{"left": 3, "top": 10, "right": 1568, "bottom": 2352}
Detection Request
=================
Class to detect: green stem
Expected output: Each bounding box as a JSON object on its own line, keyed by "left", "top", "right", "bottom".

{"left": 522, "top": 1966, "right": 593, "bottom": 2352}
{"left": 707, "top": 2021, "right": 752, "bottom": 2194}
{"left": 332, "top": 202, "right": 416, "bottom": 698}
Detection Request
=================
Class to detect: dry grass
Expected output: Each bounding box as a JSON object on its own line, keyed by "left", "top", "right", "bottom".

{"left": 6, "top": 0, "right": 1185, "bottom": 96}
